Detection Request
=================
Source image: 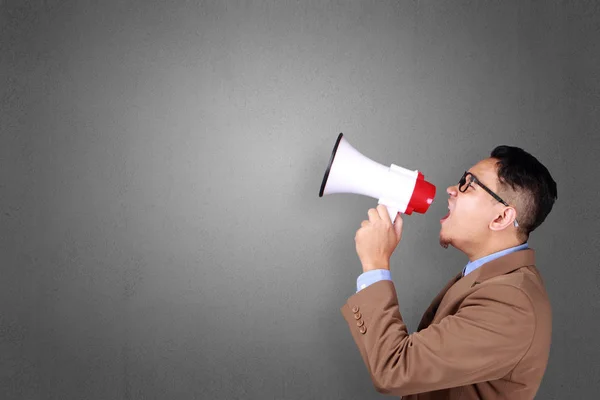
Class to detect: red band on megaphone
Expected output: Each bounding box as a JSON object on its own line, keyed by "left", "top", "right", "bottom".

{"left": 406, "top": 172, "right": 436, "bottom": 215}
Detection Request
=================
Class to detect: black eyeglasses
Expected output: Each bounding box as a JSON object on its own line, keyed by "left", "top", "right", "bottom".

{"left": 458, "top": 171, "right": 519, "bottom": 227}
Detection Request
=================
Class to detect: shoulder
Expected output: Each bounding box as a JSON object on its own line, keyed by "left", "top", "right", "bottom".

{"left": 480, "top": 266, "right": 550, "bottom": 305}
{"left": 470, "top": 265, "right": 552, "bottom": 329}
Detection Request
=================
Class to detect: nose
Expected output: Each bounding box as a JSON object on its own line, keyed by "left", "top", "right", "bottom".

{"left": 446, "top": 185, "right": 458, "bottom": 197}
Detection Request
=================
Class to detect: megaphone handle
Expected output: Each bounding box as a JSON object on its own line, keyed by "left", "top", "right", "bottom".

{"left": 385, "top": 206, "right": 399, "bottom": 223}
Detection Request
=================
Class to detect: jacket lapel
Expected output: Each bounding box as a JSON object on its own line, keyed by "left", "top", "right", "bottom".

{"left": 417, "top": 270, "right": 463, "bottom": 331}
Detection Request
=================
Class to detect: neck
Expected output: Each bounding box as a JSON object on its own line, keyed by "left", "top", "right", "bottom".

{"left": 465, "top": 237, "right": 527, "bottom": 262}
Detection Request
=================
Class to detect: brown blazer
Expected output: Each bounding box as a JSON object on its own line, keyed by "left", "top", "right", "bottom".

{"left": 341, "top": 249, "right": 552, "bottom": 399}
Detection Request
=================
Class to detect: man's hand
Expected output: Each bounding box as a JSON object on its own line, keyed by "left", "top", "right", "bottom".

{"left": 355, "top": 204, "right": 404, "bottom": 273}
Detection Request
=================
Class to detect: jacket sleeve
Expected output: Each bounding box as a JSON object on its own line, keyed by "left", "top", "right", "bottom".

{"left": 340, "top": 279, "right": 535, "bottom": 396}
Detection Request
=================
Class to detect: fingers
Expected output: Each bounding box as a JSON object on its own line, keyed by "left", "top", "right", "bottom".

{"left": 394, "top": 212, "right": 403, "bottom": 237}
{"left": 367, "top": 208, "right": 380, "bottom": 222}
{"left": 369, "top": 205, "right": 392, "bottom": 223}
{"left": 376, "top": 204, "right": 389, "bottom": 221}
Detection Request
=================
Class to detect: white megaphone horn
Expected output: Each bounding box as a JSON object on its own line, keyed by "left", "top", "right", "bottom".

{"left": 319, "top": 133, "right": 436, "bottom": 222}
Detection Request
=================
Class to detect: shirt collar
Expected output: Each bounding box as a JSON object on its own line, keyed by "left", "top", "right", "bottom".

{"left": 463, "top": 242, "right": 529, "bottom": 277}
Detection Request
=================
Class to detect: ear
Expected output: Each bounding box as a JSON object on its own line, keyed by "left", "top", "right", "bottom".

{"left": 489, "top": 207, "right": 518, "bottom": 231}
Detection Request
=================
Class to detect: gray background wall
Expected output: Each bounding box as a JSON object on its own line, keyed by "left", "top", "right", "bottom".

{"left": 2, "top": 0, "right": 599, "bottom": 399}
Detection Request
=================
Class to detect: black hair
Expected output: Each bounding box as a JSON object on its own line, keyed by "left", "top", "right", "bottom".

{"left": 490, "top": 145, "right": 558, "bottom": 238}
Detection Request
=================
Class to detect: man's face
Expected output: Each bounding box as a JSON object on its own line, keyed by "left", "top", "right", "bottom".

{"left": 439, "top": 158, "right": 504, "bottom": 250}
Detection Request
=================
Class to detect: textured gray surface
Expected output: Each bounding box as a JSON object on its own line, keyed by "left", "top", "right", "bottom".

{"left": 1, "top": 1, "right": 599, "bottom": 399}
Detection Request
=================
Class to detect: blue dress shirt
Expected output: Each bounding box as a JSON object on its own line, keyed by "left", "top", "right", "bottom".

{"left": 356, "top": 242, "right": 529, "bottom": 292}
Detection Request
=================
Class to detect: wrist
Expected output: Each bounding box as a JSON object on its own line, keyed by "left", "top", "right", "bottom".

{"left": 361, "top": 261, "right": 390, "bottom": 273}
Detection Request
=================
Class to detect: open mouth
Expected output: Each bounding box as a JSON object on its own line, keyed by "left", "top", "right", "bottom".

{"left": 440, "top": 206, "right": 451, "bottom": 223}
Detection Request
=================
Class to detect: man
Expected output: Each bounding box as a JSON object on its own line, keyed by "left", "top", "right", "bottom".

{"left": 341, "top": 145, "right": 558, "bottom": 399}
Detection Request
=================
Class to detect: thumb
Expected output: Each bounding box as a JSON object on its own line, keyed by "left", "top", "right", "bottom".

{"left": 394, "top": 213, "right": 403, "bottom": 238}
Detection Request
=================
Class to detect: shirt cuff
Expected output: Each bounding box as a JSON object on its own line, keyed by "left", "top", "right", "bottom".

{"left": 356, "top": 269, "right": 392, "bottom": 292}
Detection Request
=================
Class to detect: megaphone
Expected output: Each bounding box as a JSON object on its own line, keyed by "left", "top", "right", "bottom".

{"left": 319, "top": 133, "right": 436, "bottom": 222}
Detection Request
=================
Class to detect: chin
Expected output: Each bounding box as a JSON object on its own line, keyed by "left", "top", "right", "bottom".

{"left": 439, "top": 236, "right": 451, "bottom": 249}
{"left": 439, "top": 224, "right": 451, "bottom": 249}
{"left": 439, "top": 231, "right": 452, "bottom": 249}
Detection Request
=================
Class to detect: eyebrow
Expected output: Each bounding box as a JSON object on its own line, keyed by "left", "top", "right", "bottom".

{"left": 470, "top": 172, "right": 496, "bottom": 191}
{"left": 468, "top": 172, "right": 484, "bottom": 187}
{"left": 466, "top": 171, "right": 479, "bottom": 181}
